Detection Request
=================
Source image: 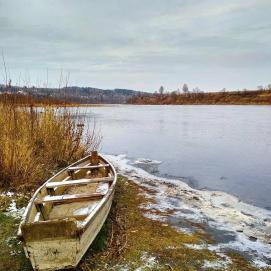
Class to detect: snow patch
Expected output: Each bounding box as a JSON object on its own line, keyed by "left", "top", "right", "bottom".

{"left": 6, "top": 200, "right": 25, "bottom": 218}
{"left": 0, "top": 193, "right": 25, "bottom": 218}
{"left": 136, "top": 252, "right": 157, "bottom": 271}
{"left": 202, "top": 257, "right": 231, "bottom": 270}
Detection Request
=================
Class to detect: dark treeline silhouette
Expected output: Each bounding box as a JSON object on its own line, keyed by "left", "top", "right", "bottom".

{"left": 0, "top": 84, "right": 145, "bottom": 104}
{"left": 0, "top": 92, "right": 68, "bottom": 106}
{"left": 128, "top": 88, "right": 271, "bottom": 105}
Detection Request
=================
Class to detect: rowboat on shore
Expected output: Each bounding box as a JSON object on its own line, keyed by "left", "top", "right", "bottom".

{"left": 17, "top": 151, "right": 117, "bottom": 271}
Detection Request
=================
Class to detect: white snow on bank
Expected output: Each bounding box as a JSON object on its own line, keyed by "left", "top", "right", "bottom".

{"left": 1, "top": 193, "right": 25, "bottom": 218}
{"left": 136, "top": 252, "right": 157, "bottom": 270}
{"left": 104, "top": 154, "right": 271, "bottom": 268}
{"left": 202, "top": 257, "right": 232, "bottom": 270}
{"left": 6, "top": 200, "right": 25, "bottom": 218}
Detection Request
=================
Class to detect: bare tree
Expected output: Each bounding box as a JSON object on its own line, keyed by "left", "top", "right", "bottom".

{"left": 1, "top": 49, "right": 8, "bottom": 87}
{"left": 159, "top": 85, "right": 164, "bottom": 95}
{"left": 44, "top": 68, "right": 49, "bottom": 88}
{"left": 182, "top": 83, "right": 189, "bottom": 94}
{"left": 17, "top": 72, "right": 21, "bottom": 87}
{"left": 64, "top": 71, "right": 70, "bottom": 103}
{"left": 64, "top": 71, "right": 70, "bottom": 88}
{"left": 192, "top": 87, "right": 201, "bottom": 93}
{"left": 58, "top": 69, "right": 63, "bottom": 90}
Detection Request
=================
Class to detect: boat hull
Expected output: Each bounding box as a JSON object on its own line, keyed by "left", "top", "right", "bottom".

{"left": 24, "top": 189, "right": 114, "bottom": 271}
{"left": 19, "top": 153, "right": 117, "bottom": 271}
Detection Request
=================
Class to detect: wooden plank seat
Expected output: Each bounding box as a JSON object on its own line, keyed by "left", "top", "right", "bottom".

{"left": 46, "top": 177, "right": 114, "bottom": 189}
{"left": 35, "top": 192, "right": 104, "bottom": 205}
{"left": 34, "top": 211, "right": 87, "bottom": 222}
{"left": 62, "top": 214, "right": 88, "bottom": 221}
{"left": 68, "top": 164, "right": 110, "bottom": 171}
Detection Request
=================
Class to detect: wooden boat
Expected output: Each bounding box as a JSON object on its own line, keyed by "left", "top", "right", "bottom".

{"left": 17, "top": 151, "right": 117, "bottom": 271}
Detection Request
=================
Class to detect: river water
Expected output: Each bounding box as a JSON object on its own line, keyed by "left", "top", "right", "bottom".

{"left": 79, "top": 104, "right": 271, "bottom": 210}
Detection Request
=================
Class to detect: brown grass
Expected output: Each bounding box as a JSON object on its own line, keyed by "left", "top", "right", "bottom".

{"left": 0, "top": 92, "right": 70, "bottom": 106}
{"left": 0, "top": 101, "right": 100, "bottom": 191}
{"left": 128, "top": 89, "right": 271, "bottom": 105}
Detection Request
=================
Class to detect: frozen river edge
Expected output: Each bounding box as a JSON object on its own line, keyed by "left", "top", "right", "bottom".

{"left": 105, "top": 154, "right": 271, "bottom": 268}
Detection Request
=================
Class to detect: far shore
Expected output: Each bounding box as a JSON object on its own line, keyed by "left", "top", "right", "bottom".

{"left": 1, "top": 89, "right": 271, "bottom": 107}
{"left": 128, "top": 89, "right": 271, "bottom": 105}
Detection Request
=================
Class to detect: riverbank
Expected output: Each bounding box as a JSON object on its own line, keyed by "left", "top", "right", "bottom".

{"left": 1, "top": 177, "right": 270, "bottom": 271}
{"left": 128, "top": 89, "right": 271, "bottom": 105}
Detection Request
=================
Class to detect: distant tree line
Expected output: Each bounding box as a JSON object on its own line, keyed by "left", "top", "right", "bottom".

{"left": 128, "top": 84, "right": 271, "bottom": 105}
{"left": 0, "top": 84, "right": 148, "bottom": 104}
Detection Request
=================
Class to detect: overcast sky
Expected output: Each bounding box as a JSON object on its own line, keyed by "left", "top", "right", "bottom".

{"left": 0, "top": 0, "right": 270, "bottom": 92}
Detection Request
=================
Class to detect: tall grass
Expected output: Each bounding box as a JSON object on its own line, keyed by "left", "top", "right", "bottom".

{"left": 0, "top": 102, "right": 100, "bottom": 191}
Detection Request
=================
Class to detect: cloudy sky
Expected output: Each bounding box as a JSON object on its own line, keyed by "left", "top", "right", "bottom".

{"left": 0, "top": 0, "right": 270, "bottom": 92}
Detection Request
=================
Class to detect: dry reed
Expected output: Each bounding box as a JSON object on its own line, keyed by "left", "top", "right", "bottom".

{"left": 0, "top": 102, "right": 100, "bottom": 191}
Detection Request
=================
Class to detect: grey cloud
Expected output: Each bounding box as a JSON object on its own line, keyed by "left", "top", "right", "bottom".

{"left": 0, "top": 0, "right": 271, "bottom": 91}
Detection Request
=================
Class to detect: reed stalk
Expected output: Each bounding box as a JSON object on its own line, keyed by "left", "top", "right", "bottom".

{"left": 0, "top": 101, "right": 100, "bottom": 191}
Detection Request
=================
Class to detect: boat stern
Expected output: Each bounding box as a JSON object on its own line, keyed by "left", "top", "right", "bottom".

{"left": 20, "top": 219, "right": 80, "bottom": 271}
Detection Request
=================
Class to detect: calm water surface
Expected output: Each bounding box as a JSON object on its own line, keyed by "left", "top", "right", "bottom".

{"left": 79, "top": 105, "right": 271, "bottom": 210}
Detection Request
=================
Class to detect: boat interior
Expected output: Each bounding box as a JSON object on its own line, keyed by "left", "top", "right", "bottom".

{"left": 25, "top": 153, "right": 114, "bottom": 225}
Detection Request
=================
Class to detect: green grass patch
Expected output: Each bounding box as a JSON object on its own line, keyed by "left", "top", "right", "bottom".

{"left": 0, "top": 213, "right": 31, "bottom": 271}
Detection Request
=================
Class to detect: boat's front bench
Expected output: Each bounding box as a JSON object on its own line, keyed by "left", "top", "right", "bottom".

{"left": 46, "top": 176, "right": 113, "bottom": 190}
{"left": 68, "top": 164, "right": 110, "bottom": 171}
{"left": 35, "top": 192, "right": 104, "bottom": 205}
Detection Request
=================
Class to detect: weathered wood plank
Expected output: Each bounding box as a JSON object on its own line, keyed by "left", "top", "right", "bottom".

{"left": 46, "top": 177, "right": 114, "bottom": 189}
{"left": 68, "top": 164, "right": 110, "bottom": 171}
{"left": 34, "top": 212, "right": 41, "bottom": 222}
{"left": 65, "top": 214, "right": 88, "bottom": 221}
{"left": 21, "top": 219, "right": 78, "bottom": 241}
{"left": 35, "top": 192, "right": 104, "bottom": 205}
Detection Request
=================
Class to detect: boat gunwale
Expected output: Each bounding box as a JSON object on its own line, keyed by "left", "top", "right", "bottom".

{"left": 81, "top": 156, "right": 117, "bottom": 231}
{"left": 17, "top": 154, "right": 117, "bottom": 238}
